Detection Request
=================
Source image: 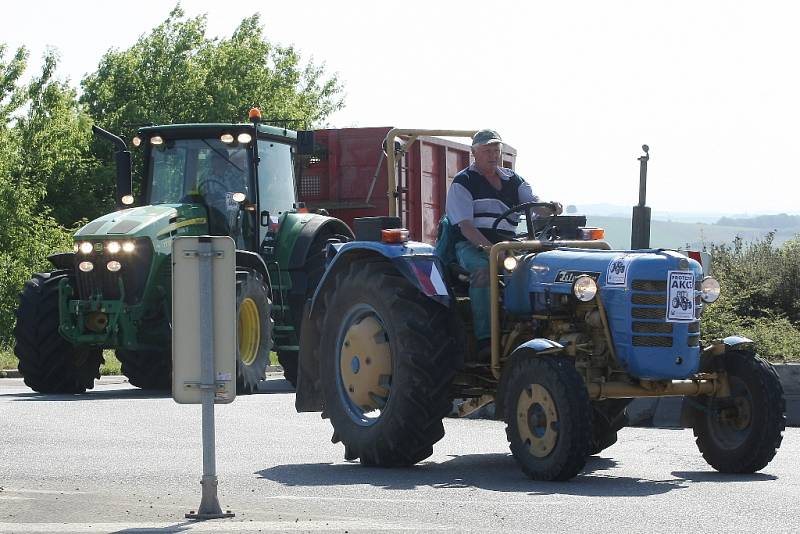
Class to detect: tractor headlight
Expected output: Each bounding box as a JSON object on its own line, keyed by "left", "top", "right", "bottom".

{"left": 122, "top": 241, "right": 135, "bottom": 253}
{"left": 79, "top": 241, "right": 94, "bottom": 254}
{"left": 572, "top": 275, "right": 598, "bottom": 302}
{"left": 106, "top": 241, "right": 121, "bottom": 254}
{"left": 700, "top": 276, "right": 721, "bottom": 303}
{"left": 237, "top": 132, "right": 252, "bottom": 144}
{"left": 107, "top": 260, "right": 122, "bottom": 272}
{"left": 78, "top": 261, "right": 94, "bottom": 272}
{"left": 503, "top": 255, "right": 518, "bottom": 271}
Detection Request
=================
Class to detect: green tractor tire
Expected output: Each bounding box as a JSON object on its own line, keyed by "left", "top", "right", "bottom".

{"left": 235, "top": 269, "right": 273, "bottom": 394}
{"left": 14, "top": 271, "right": 103, "bottom": 394}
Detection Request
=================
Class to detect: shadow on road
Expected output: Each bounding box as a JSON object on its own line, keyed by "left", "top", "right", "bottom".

{"left": 109, "top": 521, "right": 193, "bottom": 534}
{"left": 256, "top": 453, "right": 687, "bottom": 497}
{"left": 8, "top": 388, "right": 171, "bottom": 401}
{"left": 671, "top": 470, "right": 778, "bottom": 482}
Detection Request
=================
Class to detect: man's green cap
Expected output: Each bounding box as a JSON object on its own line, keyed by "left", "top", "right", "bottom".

{"left": 472, "top": 129, "right": 503, "bottom": 146}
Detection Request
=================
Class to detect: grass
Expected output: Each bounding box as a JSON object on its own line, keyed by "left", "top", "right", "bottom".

{"left": 0, "top": 346, "right": 122, "bottom": 376}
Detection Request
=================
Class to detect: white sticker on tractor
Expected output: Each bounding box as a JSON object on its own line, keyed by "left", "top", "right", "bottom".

{"left": 667, "top": 270, "right": 695, "bottom": 322}
{"left": 606, "top": 255, "right": 633, "bottom": 286}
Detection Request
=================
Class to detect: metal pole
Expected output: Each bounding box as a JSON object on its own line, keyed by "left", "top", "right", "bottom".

{"left": 630, "top": 144, "right": 651, "bottom": 249}
{"left": 187, "top": 237, "right": 233, "bottom": 520}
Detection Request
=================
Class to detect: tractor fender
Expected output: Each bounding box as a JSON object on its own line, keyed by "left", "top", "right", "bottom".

{"left": 719, "top": 335, "right": 754, "bottom": 349}
{"left": 48, "top": 252, "right": 75, "bottom": 271}
{"left": 495, "top": 338, "right": 565, "bottom": 420}
{"left": 309, "top": 241, "right": 452, "bottom": 319}
{"left": 236, "top": 250, "right": 271, "bottom": 292}
{"left": 287, "top": 215, "right": 353, "bottom": 271}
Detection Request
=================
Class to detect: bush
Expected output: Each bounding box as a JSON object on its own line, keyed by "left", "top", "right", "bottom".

{"left": 702, "top": 234, "right": 800, "bottom": 361}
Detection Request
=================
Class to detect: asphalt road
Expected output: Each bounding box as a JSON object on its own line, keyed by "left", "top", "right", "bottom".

{"left": 1, "top": 375, "right": 798, "bottom": 533}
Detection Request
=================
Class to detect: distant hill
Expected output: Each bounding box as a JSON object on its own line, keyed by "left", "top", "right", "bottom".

{"left": 584, "top": 215, "right": 800, "bottom": 250}
{"left": 715, "top": 213, "right": 800, "bottom": 229}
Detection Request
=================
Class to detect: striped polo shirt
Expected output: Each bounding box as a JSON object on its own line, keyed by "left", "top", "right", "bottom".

{"left": 446, "top": 165, "right": 537, "bottom": 243}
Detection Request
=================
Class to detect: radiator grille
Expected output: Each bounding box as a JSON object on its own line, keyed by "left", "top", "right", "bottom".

{"left": 74, "top": 238, "right": 154, "bottom": 304}
{"left": 632, "top": 335, "right": 674, "bottom": 347}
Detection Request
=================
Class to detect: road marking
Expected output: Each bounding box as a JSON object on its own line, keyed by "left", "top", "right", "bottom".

{"left": 0, "top": 520, "right": 452, "bottom": 532}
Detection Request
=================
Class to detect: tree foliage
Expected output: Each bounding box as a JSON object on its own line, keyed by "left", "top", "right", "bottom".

{"left": 702, "top": 234, "right": 800, "bottom": 361}
{"left": 80, "top": 5, "right": 343, "bottom": 144}
{"left": 0, "top": 45, "right": 74, "bottom": 344}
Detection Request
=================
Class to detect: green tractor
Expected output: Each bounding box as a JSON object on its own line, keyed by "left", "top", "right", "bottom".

{"left": 13, "top": 110, "right": 352, "bottom": 393}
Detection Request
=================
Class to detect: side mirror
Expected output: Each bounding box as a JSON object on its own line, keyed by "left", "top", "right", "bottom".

{"left": 93, "top": 125, "right": 134, "bottom": 208}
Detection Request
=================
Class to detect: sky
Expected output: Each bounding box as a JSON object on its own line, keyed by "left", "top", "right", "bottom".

{"left": 3, "top": 0, "right": 799, "bottom": 217}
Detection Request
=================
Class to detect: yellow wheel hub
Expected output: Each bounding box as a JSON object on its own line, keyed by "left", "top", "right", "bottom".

{"left": 339, "top": 315, "right": 392, "bottom": 413}
{"left": 517, "top": 384, "right": 559, "bottom": 458}
{"left": 238, "top": 297, "right": 260, "bottom": 366}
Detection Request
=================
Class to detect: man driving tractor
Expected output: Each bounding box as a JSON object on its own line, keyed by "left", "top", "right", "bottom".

{"left": 444, "top": 129, "right": 562, "bottom": 351}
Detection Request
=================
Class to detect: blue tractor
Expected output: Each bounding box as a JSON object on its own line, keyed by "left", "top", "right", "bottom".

{"left": 294, "top": 203, "right": 785, "bottom": 481}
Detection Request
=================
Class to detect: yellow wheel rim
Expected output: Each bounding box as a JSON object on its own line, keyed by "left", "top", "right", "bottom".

{"left": 516, "top": 384, "right": 559, "bottom": 458}
{"left": 238, "top": 297, "right": 260, "bottom": 366}
{"left": 339, "top": 315, "right": 392, "bottom": 417}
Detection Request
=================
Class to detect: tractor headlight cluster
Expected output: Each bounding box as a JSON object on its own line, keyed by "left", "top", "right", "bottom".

{"left": 572, "top": 275, "right": 598, "bottom": 302}
{"left": 76, "top": 240, "right": 136, "bottom": 255}
{"left": 699, "top": 276, "right": 721, "bottom": 303}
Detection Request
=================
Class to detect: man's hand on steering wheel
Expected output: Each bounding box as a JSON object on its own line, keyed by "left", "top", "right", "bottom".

{"left": 491, "top": 201, "right": 562, "bottom": 240}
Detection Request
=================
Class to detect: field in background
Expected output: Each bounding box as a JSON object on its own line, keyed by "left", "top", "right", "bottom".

{"left": 586, "top": 215, "right": 800, "bottom": 250}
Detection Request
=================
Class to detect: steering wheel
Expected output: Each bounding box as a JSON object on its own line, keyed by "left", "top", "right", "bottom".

{"left": 491, "top": 201, "right": 561, "bottom": 241}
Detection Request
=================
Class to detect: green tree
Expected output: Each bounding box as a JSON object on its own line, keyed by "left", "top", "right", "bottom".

{"left": 81, "top": 5, "right": 344, "bottom": 143}
{"left": 0, "top": 45, "right": 73, "bottom": 344}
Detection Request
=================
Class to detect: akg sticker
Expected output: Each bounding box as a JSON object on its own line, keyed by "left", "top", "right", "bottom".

{"left": 667, "top": 270, "right": 695, "bottom": 322}
{"left": 606, "top": 255, "right": 632, "bottom": 286}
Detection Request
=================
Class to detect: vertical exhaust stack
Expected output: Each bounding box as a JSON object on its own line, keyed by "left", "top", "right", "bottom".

{"left": 92, "top": 125, "right": 133, "bottom": 208}
{"left": 630, "top": 144, "right": 651, "bottom": 249}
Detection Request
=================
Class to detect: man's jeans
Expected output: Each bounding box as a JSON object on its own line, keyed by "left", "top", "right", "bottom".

{"left": 455, "top": 240, "right": 491, "bottom": 341}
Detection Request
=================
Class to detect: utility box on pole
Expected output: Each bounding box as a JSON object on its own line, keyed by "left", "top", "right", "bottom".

{"left": 172, "top": 236, "right": 236, "bottom": 404}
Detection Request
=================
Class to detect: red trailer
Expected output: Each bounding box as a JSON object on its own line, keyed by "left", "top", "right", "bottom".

{"left": 299, "top": 127, "right": 517, "bottom": 244}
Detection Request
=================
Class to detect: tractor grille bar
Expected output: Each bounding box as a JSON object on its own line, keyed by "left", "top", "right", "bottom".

{"left": 630, "top": 279, "right": 702, "bottom": 348}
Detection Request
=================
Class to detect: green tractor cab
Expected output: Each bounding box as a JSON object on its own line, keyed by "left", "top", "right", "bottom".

{"left": 14, "top": 111, "right": 352, "bottom": 394}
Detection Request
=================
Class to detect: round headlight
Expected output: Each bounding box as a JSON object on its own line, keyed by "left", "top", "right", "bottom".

{"left": 502, "top": 255, "right": 518, "bottom": 271}
{"left": 220, "top": 133, "right": 234, "bottom": 144}
{"left": 231, "top": 191, "right": 247, "bottom": 203}
{"left": 106, "top": 241, "right": 121, "bottom": 254}
{"left": 121, "top": 194, "right": 134, "bottom": 206}
{"left": 132, "top": 136, "right": 142, "bottom": 147}
{"left": 237, "top": 132, "right": 252, "bottom": 144}
{"left": 122, "top": 241, "right": 135, "bottom": 253}
{"left": 572, "top": 275, "right": 598, "bottom": 302}
{"left": 78, "top": 261, "right": 94, "bottom": 272}
{"left": 150, "top": 135, "right": 163, "bottom": 146}
{"left": 79, "top": 241, "right": 94, "bottom": 254}
{"left": 700, "top": 276, "right": 721, "bottom": 303}
{"left": 107, "top": 261, "right": 122, "bottom": 272}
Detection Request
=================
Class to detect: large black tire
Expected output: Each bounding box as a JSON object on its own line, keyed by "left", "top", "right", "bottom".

{"left": 503, "top": 355, "right": 593, "bottom": 481}
{"left": 116, "top": 349, "right": 171, "bottom": 390}
{"left": 280, "top": 226, "right": 352, "bottom": 387}
{"left": 13, "top": 271, "right": 103, "bottom": 394}
{"left": 692, "top": 350, "right": 785, "bottom": 473}
{"left": 319, "top": 259, "right": 457, "bottom": 466}
{"left": 235, "top": 270, "right": 273, "bottom": 394}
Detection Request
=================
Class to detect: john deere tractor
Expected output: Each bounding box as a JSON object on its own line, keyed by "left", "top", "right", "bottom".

{"left": 295, "top": 206, "right": 785, "bottom": 481}
{"left": 13, "top": 110, "right": 351, "bottom": 394}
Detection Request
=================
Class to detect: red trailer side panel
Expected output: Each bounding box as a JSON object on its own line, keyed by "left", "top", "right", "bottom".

{"left": 300, "top": 128, "right": 516, "bottom": 244}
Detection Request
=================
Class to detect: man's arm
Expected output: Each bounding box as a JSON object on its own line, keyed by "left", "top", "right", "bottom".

{"left": 458, "top": 220, "right": 494, "bottom": 251}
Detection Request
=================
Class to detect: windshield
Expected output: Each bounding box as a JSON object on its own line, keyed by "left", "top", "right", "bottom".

{"left": 148, "top": 138, "right": 251, "bottom": 204}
